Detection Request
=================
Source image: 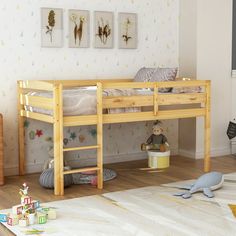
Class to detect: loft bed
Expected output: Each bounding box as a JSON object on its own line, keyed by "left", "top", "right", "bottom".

{"left": 17, "top": 79, "right": 211, "bottom": 196}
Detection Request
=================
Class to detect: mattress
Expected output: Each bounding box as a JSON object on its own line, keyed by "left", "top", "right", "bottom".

{"left": 25, "top": 87, "right": 202, "bottom": 116}
{"left": 25, "top": 87, "right": 152, "bottom": 116}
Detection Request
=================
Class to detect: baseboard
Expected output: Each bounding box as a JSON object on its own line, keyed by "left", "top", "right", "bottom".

{"left": 178, "top": 149, "right": 196, "bottom": 159}
{"left": 179, "top": 146, "right": 231, "bottom": 159}
{"left": 4, "top": 163, "right": 45, "bottom": 177}
{"left": 4, "top": 147, "right": 179, "bottom": 176}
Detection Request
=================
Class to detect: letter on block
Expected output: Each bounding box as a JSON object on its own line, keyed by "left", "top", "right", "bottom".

{"left": 0, "top": 213, "right": 8, "bottom": 222}
{"left": 12, "top": 205, "right": 23, "bottom": 215}
{"left": 7, "top": 215, "right": 19, "bottom": 226}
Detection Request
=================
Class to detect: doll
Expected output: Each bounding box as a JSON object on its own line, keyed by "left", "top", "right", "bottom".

{"left": 141, "top": 121, "right": 169, "bottom": 152}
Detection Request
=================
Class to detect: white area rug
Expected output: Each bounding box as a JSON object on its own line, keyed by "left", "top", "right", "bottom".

{"left": 1, "top": 173, "right": 236, "bottom": 236}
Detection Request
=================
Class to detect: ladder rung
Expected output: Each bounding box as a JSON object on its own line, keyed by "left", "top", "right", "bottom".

{"left": 63, "top": 145, "right": 99, "bottom": 152}
{"left": 63, "top": 167, "right": 99, "bottom": 175}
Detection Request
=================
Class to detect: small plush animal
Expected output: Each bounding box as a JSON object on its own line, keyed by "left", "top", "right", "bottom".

{"left": 141, "top": 121, "right": 169, "bottom": 152}
{"left": 174, "top": 171, "right": 224, "bottom": 199}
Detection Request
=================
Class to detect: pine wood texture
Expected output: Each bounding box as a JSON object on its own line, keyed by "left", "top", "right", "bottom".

{"left": 53, "top": 84, "right": 64, "bottom": 196}
{"left": 0, "top": 114, "right": 3, "bottom": 186}
{"left": 17, "top": 79, "right": 211, "bottom": 195}
{"left": 97, "top": 82, "right": 103, "bottom": 189}
{"left": 204, "top": 81, "right": 211, "bottom": 172}
{"left": 17, "top": 82, "right": 25, "bottom": 176}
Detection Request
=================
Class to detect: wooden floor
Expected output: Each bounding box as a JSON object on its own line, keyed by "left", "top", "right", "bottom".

{"left": 0, "top": 155, "right": 236, "bottom": 210}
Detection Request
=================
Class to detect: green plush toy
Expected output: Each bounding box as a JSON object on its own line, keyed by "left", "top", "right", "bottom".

{"left": 141, "top": 121, "right": 169, "bottom": 152}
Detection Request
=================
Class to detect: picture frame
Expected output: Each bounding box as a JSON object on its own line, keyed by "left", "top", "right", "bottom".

{"left": 68, "top": 9, "right": 90, "bottom": 48}
{"left": 41, "top": 8, "right": 63, "bottom": 48}
{"left": 118, "top": 12, "right": 137, "bottom": 49}
{"left": 94, "top": 11, "right": 114, "bottom": 48}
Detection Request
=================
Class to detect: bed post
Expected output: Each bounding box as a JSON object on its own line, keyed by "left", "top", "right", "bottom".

{"left": 17, "top": 81, "right": 25, "bottom": 176}
{"left": 97, "top": 82, "right": 103, "bottom": 189}
{"left": 53, "top": 83, "right": 64, "bottom": 196}
{"left": 204, "top": 81, "right": 211, "bottom": 172}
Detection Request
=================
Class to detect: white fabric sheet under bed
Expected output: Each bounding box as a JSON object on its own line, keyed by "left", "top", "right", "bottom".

{"left": 25, "top": 87, "right": 202, "bottom": 116}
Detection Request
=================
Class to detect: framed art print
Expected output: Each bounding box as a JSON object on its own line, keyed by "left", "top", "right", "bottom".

{"left": 41, "top": 8, "right": 63, "bottom": 47}
{"left": 94, "top": 11, "right": 113, "bottom": 48}
{"left": 69, "top": 9, "right": 90, "bottom": 48}
{"left": 118, "top": 13, "right": 137, "bottom": 49}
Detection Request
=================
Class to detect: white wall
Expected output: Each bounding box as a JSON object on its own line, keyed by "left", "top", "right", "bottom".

{"left": 179, "top": 0, "right": 233, "bottom": 158}
{"left": 178, "top": 0, "right": 197, "bottom": 158}
{"left": 196, "top": 0, "right": 232, "bottom": 158}
{"left": 0, "top": 0, "right": 179, "bottom": 175}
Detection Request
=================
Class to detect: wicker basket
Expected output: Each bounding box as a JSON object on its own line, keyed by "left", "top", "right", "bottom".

{"left": 0, "top": 114, "right": 3, "bottom": 185}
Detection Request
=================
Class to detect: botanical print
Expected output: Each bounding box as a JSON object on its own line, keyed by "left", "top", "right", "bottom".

{"left": 46, "top": 10, "right": 55, "bottom": 43}
{"left": 94, "top": 11, "right": 113, "bottom": 48}
{"left": 119, "top": 13, "right": 137, "bottom": 49}
{"left": 41, "top": 8, "right": 63, "bottom": 47}
{"left": 69, "top": 10, "right": 90, "bottom": 48}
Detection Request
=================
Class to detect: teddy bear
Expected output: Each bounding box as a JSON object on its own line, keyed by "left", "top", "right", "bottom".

{"left": 141, "top": 121, "right": 169, "bottom": 152}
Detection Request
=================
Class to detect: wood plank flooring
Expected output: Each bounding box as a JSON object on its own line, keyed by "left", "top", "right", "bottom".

{"left": 0, "top": 155, "right": 236, "bottom": 236}
{"left": 0, "top": 155, "right": 235, "bottom": 210}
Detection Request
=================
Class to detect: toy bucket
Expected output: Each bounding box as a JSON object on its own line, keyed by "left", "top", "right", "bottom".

{"left": 147, "top": 150, "right": 170, "bottom": 169}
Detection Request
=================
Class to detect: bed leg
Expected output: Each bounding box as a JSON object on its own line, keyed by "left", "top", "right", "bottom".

{"left": 204, "top": 81, "right": 211, "bottom": 172}
{"left": 97, "top": 83, "right": 103, "bottom": 189}
{"left": 18, "top": 81, "right": 25, "bottom": 176}
{"left": 53, "top": 84, "right": 64, "bottom": 196}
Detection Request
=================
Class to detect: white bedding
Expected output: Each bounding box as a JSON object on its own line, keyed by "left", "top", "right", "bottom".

{"left": 25, "top": 87, "right": 150, "bottom": 116}
{"left": 26, "top": 87, "right": 202, "bottom": 116}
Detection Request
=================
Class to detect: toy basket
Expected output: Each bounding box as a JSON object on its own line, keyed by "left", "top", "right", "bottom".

{"left": 147, "top": 150, "right": 170, "bottom": 169}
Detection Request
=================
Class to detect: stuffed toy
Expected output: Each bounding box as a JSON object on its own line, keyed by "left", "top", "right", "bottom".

{"left": 141, "top": 121, "right": 169, "bottom": 152}
{"left": 174, "top": 171, "right": 224, "bottom": 199}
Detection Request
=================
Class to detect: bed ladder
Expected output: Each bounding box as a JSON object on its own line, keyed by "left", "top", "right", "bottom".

{"left": 53, "top": 83, "right": 103, "bottom": 196}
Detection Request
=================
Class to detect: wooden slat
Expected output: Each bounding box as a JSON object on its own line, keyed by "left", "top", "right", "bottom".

{"left": 204, "top": 81, "right": 211, "bottom": 172}
{"left": 103, "top": 82, "right": 156, "bottom": 89}
{"left": 103, "top": 109, "right": 206, "bottom": 124}
{"left": 97, "top": 82, "right": 103, "bottom": 189}
{"left": 103, "top": 80, "right": 208, "bottom": 89}
{"left": 157, "top": 80, "right": 208, "bottom": 88}
{"left": 103, "top": 95, "right": 153, "bottom": 109}
{"left": 154, "top": 84, "right": 158, "bottom": 115}
{"left": 63, "top": 145, "right": 99, "bottom": 152}
{"left": 17, "top": 82, "right": 25, "bottom": 176}
{"left": 20, "top": 110, "right": 53, "bottom": 123}
{"left": 18, "top": 80, "right": 53, "bottom": 91}
{"left": 63, "top": 115, "right": 97, "bottom": 126}
{"left": 0, "top": 114, "right": 4, "bottom": 185}
{"left": 158, "top": 93, "right": 206, "bottom": 105}
{"left": 20, "top": 95, "right": 53, "bottom": 110}
{"left": 46, "top": 79, "right": 133, "bottom": 87}
{"left": 63, "top": 167, "right": 99, "bottom": 175}
{"left": 53, "top": 84, "right": 64, "bottom": 196}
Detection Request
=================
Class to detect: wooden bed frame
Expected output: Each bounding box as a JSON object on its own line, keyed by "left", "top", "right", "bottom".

{"left": 17, "top": 79, "right": 211, "bottom": 196}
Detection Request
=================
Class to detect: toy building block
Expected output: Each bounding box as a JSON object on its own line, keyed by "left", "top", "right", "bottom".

{"left": 32, "top": 200, "right": 40, "bottom": 209}
{"left": 0, "top": 213, "right": 8, "bottom": 222}
{"left": 37, "top": 213, "right": 47, "bottom": 224}
{"left": 26, "top": 202, "right": 34, "bottom": 210}
{"left": 27, "top": 213, "right": 35, "bottom": 225}
{"left": 47, "top": 208, "right": 57, "bottom": 220}
{"left": 21, "top": 196, "right": 32, "bottom": 205}
{"left": 7, "top": 214, "right": 19, "bottom": 226}
{"left": 12, "top": 205, "right": 23, "bottom": 215}
{"left": 19, "top": 218, "right": 29, "bottom": 227}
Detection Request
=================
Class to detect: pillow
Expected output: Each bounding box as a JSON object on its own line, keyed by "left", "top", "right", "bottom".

{"left": 134, "top": 67, "right": 156, "bottom": 82}
{"left": 150, "top": 67, "right": 178, "bottom": 92}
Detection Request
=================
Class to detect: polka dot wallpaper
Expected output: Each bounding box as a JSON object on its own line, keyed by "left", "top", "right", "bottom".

{"left": 0, "top": 0, "right": 179, "bottom": 175}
